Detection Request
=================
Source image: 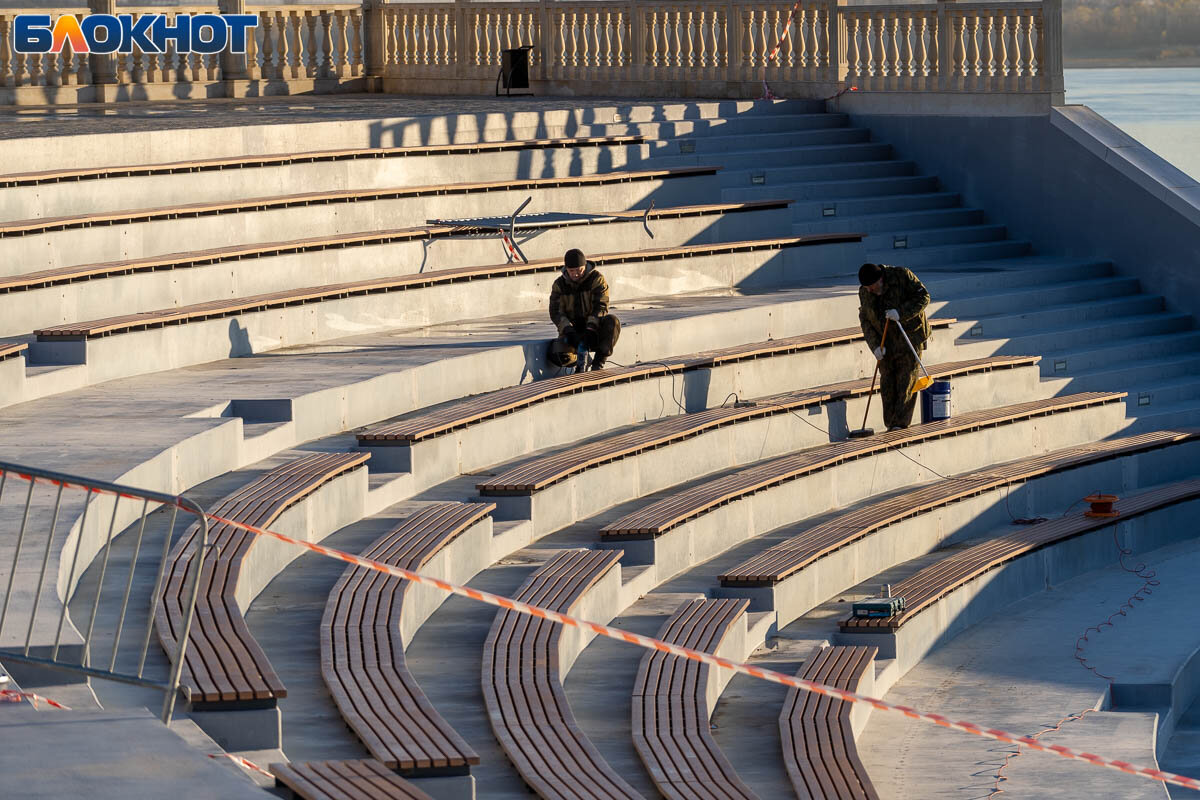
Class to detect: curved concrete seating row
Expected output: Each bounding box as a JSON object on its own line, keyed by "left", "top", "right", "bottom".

{"left": 632, "top": 598, "right": 759, "bottom": 800}
{"left": 357, "top": 319, "right": 955, "bottom": 495}
{"left": 479, "top": 355, "right": 1039, "bottom": 537}
{"left": 781, "top": 645, "right": 879, "bottom": 800}
{"left": 30, "top": 235, "right": 862, "bottom": 386}
{"left": 269, "top": 759, "right": 434, "bottom": 800}
{"left": 0, "top": 135, "right": 646, "bottom": 222}
{"left": 0, "top": 166, "right": 721, "bottom": 272}
{"left": 155, "top": 452, "right": 368, "bottom": 709}
{"left": 482, "top": 548, "right": 642, "bottom": 799}
{"left": 1, "top": 198, "right": 790, "bottom": 339}
{"left": 321, "top": 502, "right": 493, "bottom": 774}
{"left": 599, "top": 392, "right": 1128, "bottom": 579}
{"left": 839, "top": 477, "right": 1200, "bottom": 676}
{"left": 719, "top": 429, "right": 1200, "bottom": 628}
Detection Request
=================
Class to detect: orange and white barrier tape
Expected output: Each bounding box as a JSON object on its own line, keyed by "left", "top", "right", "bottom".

{"left": 3, "top": 467, "right": 1198, "bottom": 792}
{"left": 210, "top": 753, "right": 273, "bottom": 778}
{"left": 202, "top": 510, "right": 1200, "bottom": 792}
{"left": 0, "top": 689, "right": 71, "bottom": 710}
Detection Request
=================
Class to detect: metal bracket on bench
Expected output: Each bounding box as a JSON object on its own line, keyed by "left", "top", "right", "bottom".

{"left": 643, "top": 200, "right": 656, "bottom": 240}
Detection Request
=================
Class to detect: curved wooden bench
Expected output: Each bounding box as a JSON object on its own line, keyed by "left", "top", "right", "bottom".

{"left": 781, "top": 646, "right": 879, "bottom": 800}
{"left": 482, "top": 549, "right": 641, "bottom": 799}
{"left": 0, "top": 199, "right": 787, "bottom": 296}
{"left": 600, "top": 392, "right": 1127, "bottom": 540}
{"left": 35, "top": 235, "right": 856, "bottom": 340}
{"left": 720, "top": 429, "right": 1200, "bottom": 588}
{"left": 322, "top": 502, "right": 492, "bottom": 774}
{"left": 155, "top": 452, "right": 369, "bottom": 707}
{"left": 270, "top": 759, "right": 434, "bottom": 800}
{"left": 633, "top": 598, "right": 758, "bottom": 800}
{"left": 0, "top": 342, "right": 26, "bottom": 361}
{"left": 478, "top": 354, "right": 1033, "bottom": 494}
{"left": 0, "top": 165, "right": 716, "bottom": 237}
{"left": 841, "top": 477, "right": 1200, "bottom": 634}
{"left": 359, "top": 318, "right": 954, "bottom": 446}
{"left": 0, "top": 135, "right": 645, "bottom": 187}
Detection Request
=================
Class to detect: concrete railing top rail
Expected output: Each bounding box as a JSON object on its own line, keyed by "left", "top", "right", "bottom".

{"left": 0, "top": 135, "right": 645, "bottom": 186}
{"left": 601, "top": 391, "right": 1128, "bottom": 539}
{"left": 0, "top": 198, "right": 789, "bottom": 295}
{"left": 841, "top": 476, "right": 1200, "bottom": 633}
{"left": 477, "top": 354, "right": 1035, "bottom": 494}
{"left": 0, "top": 165, "right": 717, "bottom": 237}
{"left": 34, "top": 234, "right": 858, "bottom": 340}
{"left": 720, "top": 428, "right": 1200, "bottom": 586}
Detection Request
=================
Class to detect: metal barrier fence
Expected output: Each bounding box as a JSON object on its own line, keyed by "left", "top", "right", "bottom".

{"left": 0, "top": 461, "right": 207, "bottom": 724}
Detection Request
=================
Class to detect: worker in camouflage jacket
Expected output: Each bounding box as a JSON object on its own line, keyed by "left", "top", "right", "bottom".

{"left": 547, "top": 248, "right": 621, "bottom": 371}
{"left": 857, "top": 262, "right": 932, "bottom": 430}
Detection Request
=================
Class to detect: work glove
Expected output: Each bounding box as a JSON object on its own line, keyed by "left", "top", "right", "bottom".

{"left": 885, "top": 308, "right": 901, "bottom": 322}
{"left": 873, "top": 346, "right": 886, "bottom": 361}
{"left": 585, "top": 317, "right": 600, "bottom": 334}
{"left": 562, "top": 325, "right": 581, "bottom": 348}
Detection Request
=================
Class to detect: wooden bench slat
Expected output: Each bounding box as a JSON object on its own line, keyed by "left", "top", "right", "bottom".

{"left": 781, "top": 646, "right": 879, "bottom": 800}
{"left": 634, "top": 599, "right": 757, "bottom": 799}
{"left": 271, "top": 759, "right": 435, "bottom": 800}
{"left": 603, "top": 392, "right": 1127, "bottom": 538}
{"left": 483, "top": 549, "right": 640, "bottom": 799}
{"left": 322, "top": 502, "right": 488, "bottom": 771}
{"left": 156, "top": 452, "right": 368, "bottom": 705}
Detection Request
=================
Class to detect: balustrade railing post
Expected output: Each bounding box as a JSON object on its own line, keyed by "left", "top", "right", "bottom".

{"left": 88, "top": 0, "right": 117, "bottom": 101}
{"left": 935, "top": 0, "right": 951, "bottom": 91}
{"left": 454, "top": 0, "right": 470, "bottom": 79}
{"left": 538, "top": 0, "right": 554, "bottom": 82}
{"left": 364, "top": 0, "right": 387, "bottom": 92}
{"left": 218, "top": 0, "right": 249, "bottom": 93}
{"left": 829, "top": 0, "right": 846, "bottom": 84}
{"left": 1041, "top": 0, "right": 1063, "bottom": 103}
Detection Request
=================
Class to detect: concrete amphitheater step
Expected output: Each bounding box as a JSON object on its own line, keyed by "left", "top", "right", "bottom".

{"left": 647, "top": 126, "right": 873, "bottom": 158}
{"left": 1043, "top": 352, "right": 1200, "bottom": 400}
{"left": 860, "top": 222, "right": 1008, "bottom": 251}
{"left": 651, "top": 142, "right": 896, "bottom": 172}
{"left": 1033, "top": 329, "right": 1200, "bottom": 377}
{"left": 0, "top": 166, "right": 722, "bottom": 272}
{"left": 0, "top": 198, "right": 791, "bottom": 338}
{"left": 792, "top": 205, "right": 985, "bottom": 236}
{"left": 722, "top": 158, "right": 917, "bottom": 189}
{"left": 865, "top": 237, "right": 1032, "bottom": 267}
{"left": 935, "top": 275, "right": 1144, "bottom": 319}
{"left": 723, "top": 173, "right": 941, "bottom": 203}
{"left": 0, "top": 136, "right": 652, "bottom": 223}
{"left": 790, "top": 191, "right": 963, "bottom": 221}
{"left": 945, "top": 292, "right": 1168, "bottom": 340}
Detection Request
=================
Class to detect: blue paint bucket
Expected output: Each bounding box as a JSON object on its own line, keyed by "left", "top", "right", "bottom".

{"left": 921, "top": 380, "right": 951, "bottom": 423}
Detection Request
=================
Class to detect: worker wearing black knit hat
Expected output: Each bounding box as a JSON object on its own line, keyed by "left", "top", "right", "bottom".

{"left": 858, "top": 262, "right": 931, "bottom": 430}
{"left": 547, "top": 248, "right": 621, "bottom": 371}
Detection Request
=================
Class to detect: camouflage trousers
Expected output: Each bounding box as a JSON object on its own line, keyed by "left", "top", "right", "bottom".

{"left": 879, "top": 344, "right": 923, "bottom": 430}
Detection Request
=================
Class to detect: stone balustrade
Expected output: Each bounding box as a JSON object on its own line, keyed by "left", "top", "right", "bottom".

{"left": 0, "top": 0, "right": 1063, "bottom": 109}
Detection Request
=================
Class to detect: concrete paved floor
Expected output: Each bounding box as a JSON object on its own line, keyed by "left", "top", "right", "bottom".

{"left": 857, "top": 536, "right": 1200, "bottom": 800}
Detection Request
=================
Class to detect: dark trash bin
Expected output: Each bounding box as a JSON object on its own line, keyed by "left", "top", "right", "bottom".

{"left": 497, "top": 45, "right": 534, "bottom": 96}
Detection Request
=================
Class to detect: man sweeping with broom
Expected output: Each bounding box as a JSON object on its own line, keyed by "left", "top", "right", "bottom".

{"left": 857, "top": 262, "right": 932, "bottom": 431}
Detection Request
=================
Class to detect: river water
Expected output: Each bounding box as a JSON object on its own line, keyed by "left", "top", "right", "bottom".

{"left": 1065, "top": 67, "right": 1200, "bottom": 182}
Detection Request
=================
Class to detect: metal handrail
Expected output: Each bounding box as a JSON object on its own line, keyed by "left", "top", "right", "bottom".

{"left": 0, "top": 460, "right": 208, "bottom": 724}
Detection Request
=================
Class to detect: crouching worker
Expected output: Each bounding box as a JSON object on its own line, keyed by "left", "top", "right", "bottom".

{"left": 547, "top": 248, "right": 621, "bottom": 371}
{"left": 858, "top": 262, "right": 931, "bottom": 430}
